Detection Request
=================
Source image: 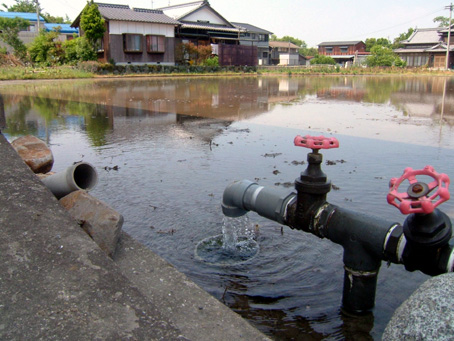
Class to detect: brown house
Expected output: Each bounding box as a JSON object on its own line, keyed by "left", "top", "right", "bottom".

{"left": 394, "top": 27, "right": 454, "bottom": 68}
{"left": 72, "top": 3, "right": 180, "bottom": 65}
{"left": 318, "top": 41, "right": 367, "bottom": 66}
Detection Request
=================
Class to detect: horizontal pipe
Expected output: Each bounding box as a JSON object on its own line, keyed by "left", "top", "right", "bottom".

{"left": 41, "top": 162, "right": 98, "bottom": 199}
{"left": 222, "top": 180, "right": 296, "bottom": 224}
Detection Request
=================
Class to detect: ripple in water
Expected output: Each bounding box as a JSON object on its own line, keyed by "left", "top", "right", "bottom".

{"left": 195, "top": 216, "right": 259, "bottom": 266}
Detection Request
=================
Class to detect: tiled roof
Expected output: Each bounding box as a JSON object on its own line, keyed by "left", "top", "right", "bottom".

{"left": 0, "top": 11, "right": 44, "bottom": 21}
{"left": 403, "top": 28, "right": 441, "bottom": 45}
{"left": 231, "top": 22, "right": 272, "bottom": 35}
{"left": 179, "top": 22, "right": 239, "bottom": 32}
{"left": 95, "top": 3, "right": 180, "bottom": 25}
{"left": 157, "top": 1, "right": 205, "bottom": 20}
{"left": 318, "top": 41, "right": 363, "bottom": 46}
{"left": 269, "top": 41, "right": 300, "bottom": 49}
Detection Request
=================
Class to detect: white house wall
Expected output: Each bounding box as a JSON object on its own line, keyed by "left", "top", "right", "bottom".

{"left": 109, "top": 21, "right": 175, "bottom": 37}
{"left": 183, "top": 7, "right": 227, "bottom": 25}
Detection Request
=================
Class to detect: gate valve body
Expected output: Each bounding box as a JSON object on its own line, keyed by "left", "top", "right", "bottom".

{"left": 387, "top": 165, "right": 450, "bottom": 215}
{"left": 387, "top": 165, "right": 452, "bottom": 274}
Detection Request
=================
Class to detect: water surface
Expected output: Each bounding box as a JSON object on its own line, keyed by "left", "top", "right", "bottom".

{"left": 2, "top": 75, "right": 453, "bottom": 340}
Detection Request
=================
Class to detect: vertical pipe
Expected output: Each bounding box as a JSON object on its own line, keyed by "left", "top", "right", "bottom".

{"left": 342, "top": 267, "right": 378, "bottom": 314}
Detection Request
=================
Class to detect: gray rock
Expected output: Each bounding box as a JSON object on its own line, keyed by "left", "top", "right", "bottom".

{"left": 11, "top": 135, "right": 54, "bottom": 173}
{"left": 60, "top": 190, "right": 123, "bottom": 258}
{"left": 383, "top": 273, "right": 454, "bottom": 340}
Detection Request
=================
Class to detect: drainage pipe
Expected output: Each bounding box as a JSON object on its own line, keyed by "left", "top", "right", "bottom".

{"left": 41, "top": 162, "right": 98, "bottom": 199}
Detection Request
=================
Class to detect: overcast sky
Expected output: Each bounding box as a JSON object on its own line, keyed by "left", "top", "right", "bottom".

{"left": 2, "top": 0, "right": 451, "bottom": 47}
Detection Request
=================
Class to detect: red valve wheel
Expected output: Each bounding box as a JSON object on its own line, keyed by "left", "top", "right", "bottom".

{"left": 294, "top": 135, "right": 339, "bottom": 150}
{"left": 387, "top": 165, "right": 450, "bottom": 215}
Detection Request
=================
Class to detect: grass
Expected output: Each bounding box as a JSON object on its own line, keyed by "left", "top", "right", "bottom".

{"left": 0, "top": 66, "right": 94, "bottom": 80}
{"left": 0, "top": 64, "right": 452, "bottom": 81}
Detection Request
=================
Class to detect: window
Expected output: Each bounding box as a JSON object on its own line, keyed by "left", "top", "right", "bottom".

{"left": 123, "top": 34, "right": 143, "bottom": 53}
{"left": 146, "top": 35, "right": 165, "bottom": 53}
{"left": 340, "top": 46, "right": 349, "bottom": 53}
{"left": 259, "top": 34, "right": 268, "bottom": 42}
{"left": 325, "top": 47, "right": 333, "bottom": 54}
{"left": 96, "top": 38, "right": 104, "bottom": 52}
{"left": 263, "top": 52, "right": 268, "bottom": 58}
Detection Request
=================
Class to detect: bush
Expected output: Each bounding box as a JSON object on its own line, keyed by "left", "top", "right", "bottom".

{"left": 310, "top": 55, "right": 336, "bottom": 65}
{"left": 201, "top": 55, "right": 219, "bottom": 67}
{"left": 63, "top": 37, "right": 97, "bottom": 64}
{"left": 28, "top": 30, "right": 64, "bottom": 66}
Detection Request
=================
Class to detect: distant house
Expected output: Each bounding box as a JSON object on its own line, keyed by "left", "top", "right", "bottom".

{"left": 269, "top": 41, "right": 300, "bottom": 65}
{"left": 232, "top": 22, "right": 273, "bottom": 65}
{"left": 318, "top": 41, "right": 367, "bottom": 66}
{"left": 158, "top": 0, "right": 259, "bottom": 66}
{"left": 44, "top": 24, "right": 79, "bottom": 41}
{"left": 0, "top": 12, "right": 78, "bottom": 51}
{"left": 71, "top": 3, "right": 180, "bottom": 65}
{"left": 0, "top": 12, "right": 45, "bottom": 49}
{"left": 394, "top": 27, "right": 454, "bottom": 68}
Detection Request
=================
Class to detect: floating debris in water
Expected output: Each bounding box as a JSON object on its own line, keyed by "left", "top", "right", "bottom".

{"left": 263, "top": 153, "right": 282, "bottom": 158}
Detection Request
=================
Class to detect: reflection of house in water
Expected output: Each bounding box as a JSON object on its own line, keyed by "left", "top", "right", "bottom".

{"left": 316, "top": 87, "right": 366, "bottom": 102}
{"left": 2, "top": 78, "right": 302, "bottom": 124}
{"left": 391, "top": 92, "right": 454, "bottom": 125}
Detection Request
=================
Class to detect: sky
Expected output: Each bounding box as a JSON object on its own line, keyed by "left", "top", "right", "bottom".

{"left": 1, "top": 0, "right": 451, "bottom": 47}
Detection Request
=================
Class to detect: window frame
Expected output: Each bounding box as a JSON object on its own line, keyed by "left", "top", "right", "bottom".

{"left": 146, "top": 35, "right": 166, "bottom": 54}
{"left": 123, "top": 34, "right": 143, "bottom": 53}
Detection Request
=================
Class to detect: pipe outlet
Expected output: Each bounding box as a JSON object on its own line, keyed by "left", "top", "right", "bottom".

{"left": 42, "top": 162, "right": 98, "bottom": 199}
{"left": 222, "top": 180, "right": 296, "bottom": 224}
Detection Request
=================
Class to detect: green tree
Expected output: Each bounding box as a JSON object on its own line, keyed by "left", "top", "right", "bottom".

{"left": 365, "top": 37, "right": 391, "bottom": 52}
{"left": 366, "top": 45, "right": 405, "bottom": 67}
{"left": 300, "top": 47, "right": 318, "bottom": 57}
{"left": 434, "top": 16, "right": 450, "bottom": 27}
{"left": 2, "top": 0, "right": 36, "bottom": 12}
{"left": 392, "top": 28, "right": 414, "bottom": 49}
{"left": 0, "top": 17, "right": 28, "bottom": 59}
{"left": 310, "top": 55, "right": 336, "bottom": 65}
{"left": 80, "top": 0, "right": 105, "bottom": 48}
{"left": 28, "top": 28, "right": 64, "bottom": 65}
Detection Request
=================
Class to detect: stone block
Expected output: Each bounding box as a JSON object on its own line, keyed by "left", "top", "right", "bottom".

{"left": 11, "top": 135, "right": 54, "bottom": 173}
{"left": 383, "top": 273, "right": 454, "bottom": 340}
{"left": 60, "top": 190, "right": 123, "bottom": 258}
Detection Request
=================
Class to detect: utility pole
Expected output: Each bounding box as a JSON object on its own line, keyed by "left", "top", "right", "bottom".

{"left": 34, "top": 0, "right": 40, "bottom": 32}
{"left": 445, "top": 3, "right": 453, "bottom": 70}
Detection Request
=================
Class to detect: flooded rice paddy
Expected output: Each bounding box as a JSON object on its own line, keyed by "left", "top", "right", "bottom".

{"left": 2, "top": 75, "right": 454, "bottom": 340}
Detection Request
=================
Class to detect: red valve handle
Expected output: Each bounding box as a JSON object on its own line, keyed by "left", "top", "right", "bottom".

{"left": 294, "top": 135, "right": 339, "bottom": 150}
{"left": 387, "top": 165, "right": 450, "bottom": 215}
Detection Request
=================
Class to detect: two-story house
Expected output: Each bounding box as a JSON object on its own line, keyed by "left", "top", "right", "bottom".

{"left": 232, "top": 22, "right": 273, "bottom": 65}
{"left": 72, "top": 3, "right": 180, "bottom": 65}
{"left": 158, "top": 0, "right": 269, "bottom": 66}
{"left": 394, "top": 27, "right": 454, "bottom": 68}
{"left": 318, "top": 41, "right": 367, "bottom": 66}
{"left": 269, "top": 41, "right": 300, "bottom": 66}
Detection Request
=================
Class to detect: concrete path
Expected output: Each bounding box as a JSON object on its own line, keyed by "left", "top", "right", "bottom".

{"left": 0, "top": 133, "right": 269, "bottom": 340}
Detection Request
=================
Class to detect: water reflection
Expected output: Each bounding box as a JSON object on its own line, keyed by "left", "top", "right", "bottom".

{"left": 1, "top": 76, "right": 454, "bottom": 340}
{"left": 2, "top": 76, "right": 453, "bottom": 149}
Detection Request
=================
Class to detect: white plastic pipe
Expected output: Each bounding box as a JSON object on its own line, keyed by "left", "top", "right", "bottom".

{"left": 42, "top": 162, "right": 98, "bottom": 199}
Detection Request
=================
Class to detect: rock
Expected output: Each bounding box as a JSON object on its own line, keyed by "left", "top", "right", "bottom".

{"left": 11, "top": 135, "right": 54, "bottom": 173}
{"left": 383, "top": 273, "right": 454, "bottom": 340}
{"left": 36, "top": 172, "right": 55, "bottom": 180}
{"left": 60, "top": 190, "right": 123, "bottom": 258}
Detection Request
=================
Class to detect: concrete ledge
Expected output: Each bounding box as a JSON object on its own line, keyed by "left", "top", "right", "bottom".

{"left": 0, "top": 133, "right": 268, "bottom": 340}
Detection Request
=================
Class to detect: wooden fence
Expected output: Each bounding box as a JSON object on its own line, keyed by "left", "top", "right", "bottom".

{"left": 218, "top": 44, "right": 257, "bottom": 66}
